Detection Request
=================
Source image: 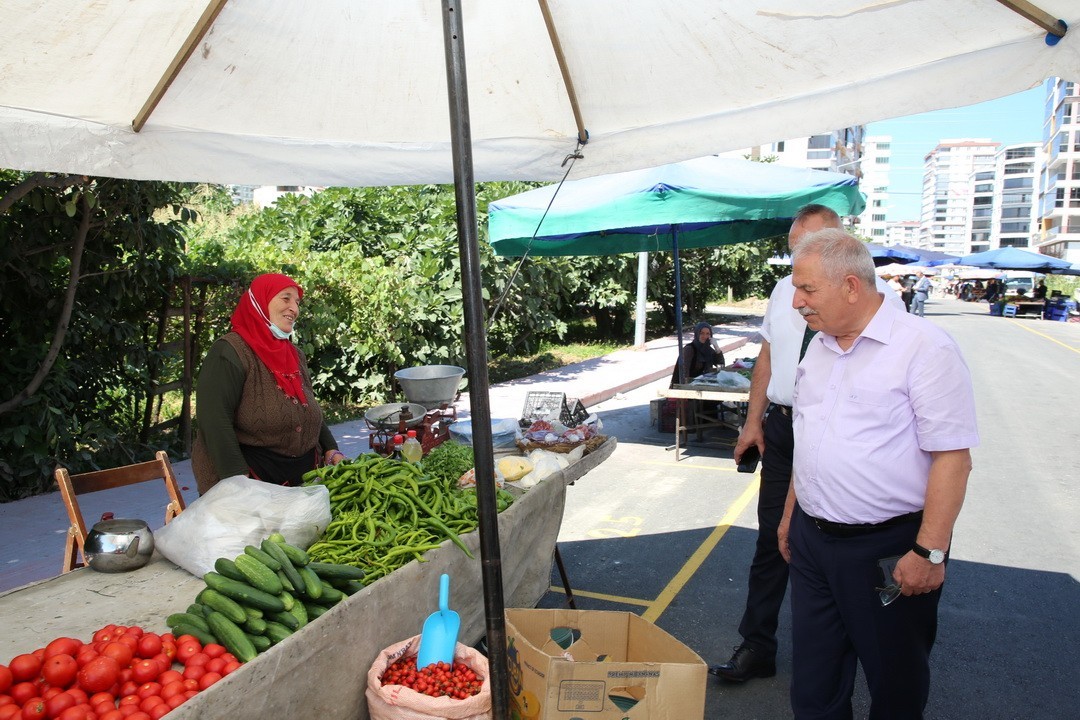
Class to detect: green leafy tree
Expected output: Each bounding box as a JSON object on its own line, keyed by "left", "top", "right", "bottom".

{"left": 1, "top": 171, "right": 193, "bottom": 499}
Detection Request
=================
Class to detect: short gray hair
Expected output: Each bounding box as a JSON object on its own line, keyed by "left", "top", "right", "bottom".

{"left": 792, "top": 229, "right": 877, "bottom": 289}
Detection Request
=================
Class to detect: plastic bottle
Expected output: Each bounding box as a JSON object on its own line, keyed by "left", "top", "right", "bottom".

{"left": 391, "top": 434, "right": 404, "bottom": 460}
{"left": 401, "top": 429, "right": 423, "bottom": 463}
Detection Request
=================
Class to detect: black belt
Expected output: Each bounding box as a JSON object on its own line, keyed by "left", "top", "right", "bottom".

{"left": 808, "top": 510, "right": 923, "bottom": 537}
{"left": 771, "top": 404, "right": 792, "bottom": 417}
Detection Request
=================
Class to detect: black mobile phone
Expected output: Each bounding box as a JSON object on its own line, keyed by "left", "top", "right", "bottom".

{"left": 737, "top": 446, "right": 761, "bottom": 473}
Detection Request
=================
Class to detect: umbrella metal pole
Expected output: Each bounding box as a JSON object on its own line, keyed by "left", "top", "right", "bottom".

{"left": 673, "top": 227, "right": 685, "bottom": 384}
{"left": 442, "top": 2, "right": 510, "bottom": 718}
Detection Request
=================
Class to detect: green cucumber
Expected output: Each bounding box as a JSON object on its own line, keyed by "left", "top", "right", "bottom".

{"left": 262, "top": 539, "right": 303, "bottom": 595}
{"left": 170, "top": 622, "right": 216, "bottom": 646}
{"left": 267, "top": 532, "right": 287, "bottom": 544}
{"left": 268, "top": 610, "right": 300, "bottom": 631}
{"left": 276, "top": 569, "right": 295, "bottom": 593}
{"left": 167, "top": 612, "right": 210, "bottom": 633}
{"left": 278, "top": 590, "right": 296, "bottom": 611}
{"left": 243, "top": 544, "right": 281, "bottom": 571}
{"left": 203, "top": 572, "right": 285, "bottom": 613}
{"left": 298, "top": 565, "right": 323, "bottom": 599}
{"left": 234, "top": 553, "right": 284, "bottom": 595}
{"left": 245, "top": 632, "right": 271, "bottom": 653}
{"left": 198, "top": 587, "right": 248, "bottom": 624}
{"left": 214, "top": 557, "right": 248, "bottom": 583}
{"left": 304, "top": 602, "right": 328, "bottom": 620}
{"left": 313, "top": 583, "right": 345, "bottom": 606}
{"left": 263, "top": 621, "right": 293, "bottom": 645}
{"left": 273, "top": 540, "right": 310, "bottom": 567}
{"left": 331, "top": 579, "right": 366, "bottom": 596}
{"left": 186, "top": 603, "right": 209, "bottom": 618}
{"left": 307, "top": 561, "right": 365, "bottom": 581}
{"left": 289, "top": 599, "right": 308, "bottom": 628}
{"left": 243, "top": 615, "right": 268, "bottom": 635}
{"left": 206, "top": 611, "right": 258, "bottom": 663}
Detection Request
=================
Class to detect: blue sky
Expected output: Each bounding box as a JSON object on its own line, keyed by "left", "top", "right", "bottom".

{"left": 866, "top": 86, "right": 1047, "bottom": 221}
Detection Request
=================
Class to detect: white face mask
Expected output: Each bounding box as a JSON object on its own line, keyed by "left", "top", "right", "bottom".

{"left": 268, "top": 322, "right": 294, "bottom": 340}
{"left": 249, "top": 289, "right": 295, "bottom": 341}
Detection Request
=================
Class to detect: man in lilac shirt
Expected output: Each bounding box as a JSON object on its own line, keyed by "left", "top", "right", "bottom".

{"left": 779, "top": 229, "right": 979, "bottom": 719}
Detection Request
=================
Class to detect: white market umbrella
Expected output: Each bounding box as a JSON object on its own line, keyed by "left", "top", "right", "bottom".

{"left": 3, "top": 2, "right": 1079, "bottom": 716}
{"left": 1, "top": 1, "right": 1077, "bottom": 185}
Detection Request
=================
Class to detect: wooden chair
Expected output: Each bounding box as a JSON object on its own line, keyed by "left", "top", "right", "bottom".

{"left": 55, "top": 450, "right": 187, "bottom": 573}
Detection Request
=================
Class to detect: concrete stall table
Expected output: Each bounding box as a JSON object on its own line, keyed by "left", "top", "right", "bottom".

{"left": 0, "top": 438, "right": 616, "bottom": 720}
{"left": 659, "top": 385, "right": 750, "bottom": 461}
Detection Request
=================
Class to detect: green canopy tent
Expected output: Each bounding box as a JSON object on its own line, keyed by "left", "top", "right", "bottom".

{"left": 488, "top": 155, "right": 866, "bottom": 382}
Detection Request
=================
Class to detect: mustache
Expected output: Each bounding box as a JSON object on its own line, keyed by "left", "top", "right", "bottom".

{"left": 798, "top": 308, "right": 818, "bottom": 317}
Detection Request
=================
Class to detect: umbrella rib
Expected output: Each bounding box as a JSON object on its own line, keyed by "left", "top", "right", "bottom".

{"left": 993, "top": 0, "right": 1067, "bottom": 37}
{"left": 132, "top": 0, "right": 230, "bottom": 132}
{"left": 536, "top": 0, "right": 589, "bottom": 144}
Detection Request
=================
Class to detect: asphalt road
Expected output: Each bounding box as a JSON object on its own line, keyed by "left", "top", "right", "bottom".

{"left": 535, "top": 297, "right": 1080, "bottom": 720}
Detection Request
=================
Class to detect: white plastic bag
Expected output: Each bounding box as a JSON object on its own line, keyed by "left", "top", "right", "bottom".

{"left": 518, "top": 450, "right": 563, "bottom": 488}
{"left": 153, "top": 476, "right": 331, "bottom": 578}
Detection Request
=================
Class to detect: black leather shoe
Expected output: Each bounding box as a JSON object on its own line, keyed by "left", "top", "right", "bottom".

{"left": 708, "top": 645, "right": 776, "bottom": 683}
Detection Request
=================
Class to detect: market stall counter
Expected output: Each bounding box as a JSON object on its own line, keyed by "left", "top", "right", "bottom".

{"left": 659, "top": 384, "right": 750, "bottom": 461}
{"left": 0, "top": 438, "right": 617, "bottom": 720}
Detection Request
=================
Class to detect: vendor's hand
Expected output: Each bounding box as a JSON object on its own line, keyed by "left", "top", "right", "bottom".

{"left": 895, "top": 551, "right": 946, "bottom": 596}
{"left": 325, "top": 449, "right": 347, "bottom": 466}
{"left": 734, "top": 423, "right": 765, "bottom": 465}
{"left": 778, "top": 513, "right": 792, "bottom": 563}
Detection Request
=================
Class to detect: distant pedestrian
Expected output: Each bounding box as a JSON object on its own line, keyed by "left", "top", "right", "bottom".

{"left": 784, "top": 229, "right": 978, "bottom": 719}
{"left": 911, "top": 271, "right": 932, "bottom": 316}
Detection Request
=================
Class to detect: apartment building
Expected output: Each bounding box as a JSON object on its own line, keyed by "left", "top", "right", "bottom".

{"left": 984, "top": 143, "right": 1042, "bottom": 252}
{"left": 919, "top": 139, "right": 998, "bottom": 255}
{"left": 1036, "top": 77, "right": 1080, "bottom": 263}
{"left": 857, "top": 135, "right": 891, "bottom": 240}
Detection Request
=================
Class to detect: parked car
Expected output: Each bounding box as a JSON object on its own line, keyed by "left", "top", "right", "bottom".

{"left": 1002, "top": 274, "right": 1039, "bottom": 296}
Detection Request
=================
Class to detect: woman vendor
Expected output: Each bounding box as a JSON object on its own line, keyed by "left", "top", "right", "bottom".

{"left": 670, "top": 321, "right": 725, "bottom": 386}
{"left": 191, "top": 273, "right": 346, "bottom": 494}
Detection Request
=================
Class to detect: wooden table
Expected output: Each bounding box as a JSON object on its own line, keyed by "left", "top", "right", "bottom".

{"left": 1, "top": 439, "right": 617, "bottom": 720}
{"left": 659, "top": 385, "right": 750, "bottom": 461}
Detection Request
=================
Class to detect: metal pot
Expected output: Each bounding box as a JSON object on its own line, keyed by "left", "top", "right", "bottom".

{"left": 394, "top": 365, "right": 465, "bottom": 409}
{"left": 364, "top": 402, "right": 428, "bottom": 431}
{"left": 84, "top": 518, "right": 154, "bottom": 572}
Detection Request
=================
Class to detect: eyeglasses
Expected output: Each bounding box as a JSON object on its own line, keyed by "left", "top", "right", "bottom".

{"left": 876, "top": 556, "right": 902, "bottom": 607}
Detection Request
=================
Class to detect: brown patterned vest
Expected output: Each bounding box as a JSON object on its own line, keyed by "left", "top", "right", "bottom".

{"left": 192, "top": 332, "right": 326, "bottom": 493}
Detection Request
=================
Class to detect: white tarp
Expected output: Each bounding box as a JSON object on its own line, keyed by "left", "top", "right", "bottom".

{"left": 1, "top": 0, "right": 1078, "bottom": 187}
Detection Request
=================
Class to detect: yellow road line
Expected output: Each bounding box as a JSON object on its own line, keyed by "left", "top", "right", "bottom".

{"left": 642, "top": 476, "right": 760, "bottom": 623}
{"left": 547, "top": 586, "right": 653, "bottom": 607}
{"left": 1007, "top": 318, "right": 1080, "bottom": 354}
{"left": 641, "top": 460, "right": 740, "bottom": 473}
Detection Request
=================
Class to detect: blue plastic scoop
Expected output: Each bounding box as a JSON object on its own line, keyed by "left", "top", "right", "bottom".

{"left": 417, "top": 573, "right": 460, "bottom": 668}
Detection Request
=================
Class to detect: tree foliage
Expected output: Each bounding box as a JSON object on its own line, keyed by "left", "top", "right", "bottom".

{"left": 1, "top": 171, "right": 192, "bottom": 500}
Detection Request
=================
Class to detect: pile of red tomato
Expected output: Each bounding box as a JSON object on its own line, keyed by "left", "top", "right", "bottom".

{"left": 0, "top": 624, "right": 243, "bottom": 720}
{"left": 379, "top": 657, "right": 483, "bottom": 700}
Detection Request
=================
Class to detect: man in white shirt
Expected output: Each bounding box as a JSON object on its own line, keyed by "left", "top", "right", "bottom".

{"left": 712, "top": 205, "right": 905, "bottom": 683}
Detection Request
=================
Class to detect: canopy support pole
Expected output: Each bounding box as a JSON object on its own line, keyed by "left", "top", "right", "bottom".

{"left": 673, "top": 228, "right": 686, "bottom": 384}
{"left": 442, "top": 2, "right": 510, "bottom": 719}
{"left": 132, "top": 0, "right": 229, "bottom": 132}
{"left": 536, "top": 0, "right": 589, "bottom": 144}
{"left": 994, "top": 0, "right": 1067, "bottom": 37}
{"left": 634, "top": 252, "right": 648, "bottom": 347}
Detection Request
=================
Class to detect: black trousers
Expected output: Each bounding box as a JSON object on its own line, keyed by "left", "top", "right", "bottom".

{"left": 736, "top": 406, "right": 794, "bottom": 657}
{"left": 789, "top": 505, "right": 940, "bottom": 720}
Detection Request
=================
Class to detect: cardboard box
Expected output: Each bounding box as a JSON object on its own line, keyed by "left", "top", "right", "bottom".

{"left": 505, "top": 609, "right": 707, "bottom": 720}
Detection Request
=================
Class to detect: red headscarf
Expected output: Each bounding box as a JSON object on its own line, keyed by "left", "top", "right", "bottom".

{"left": 230, "top": 273, "right": 307, "bottom": 404}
